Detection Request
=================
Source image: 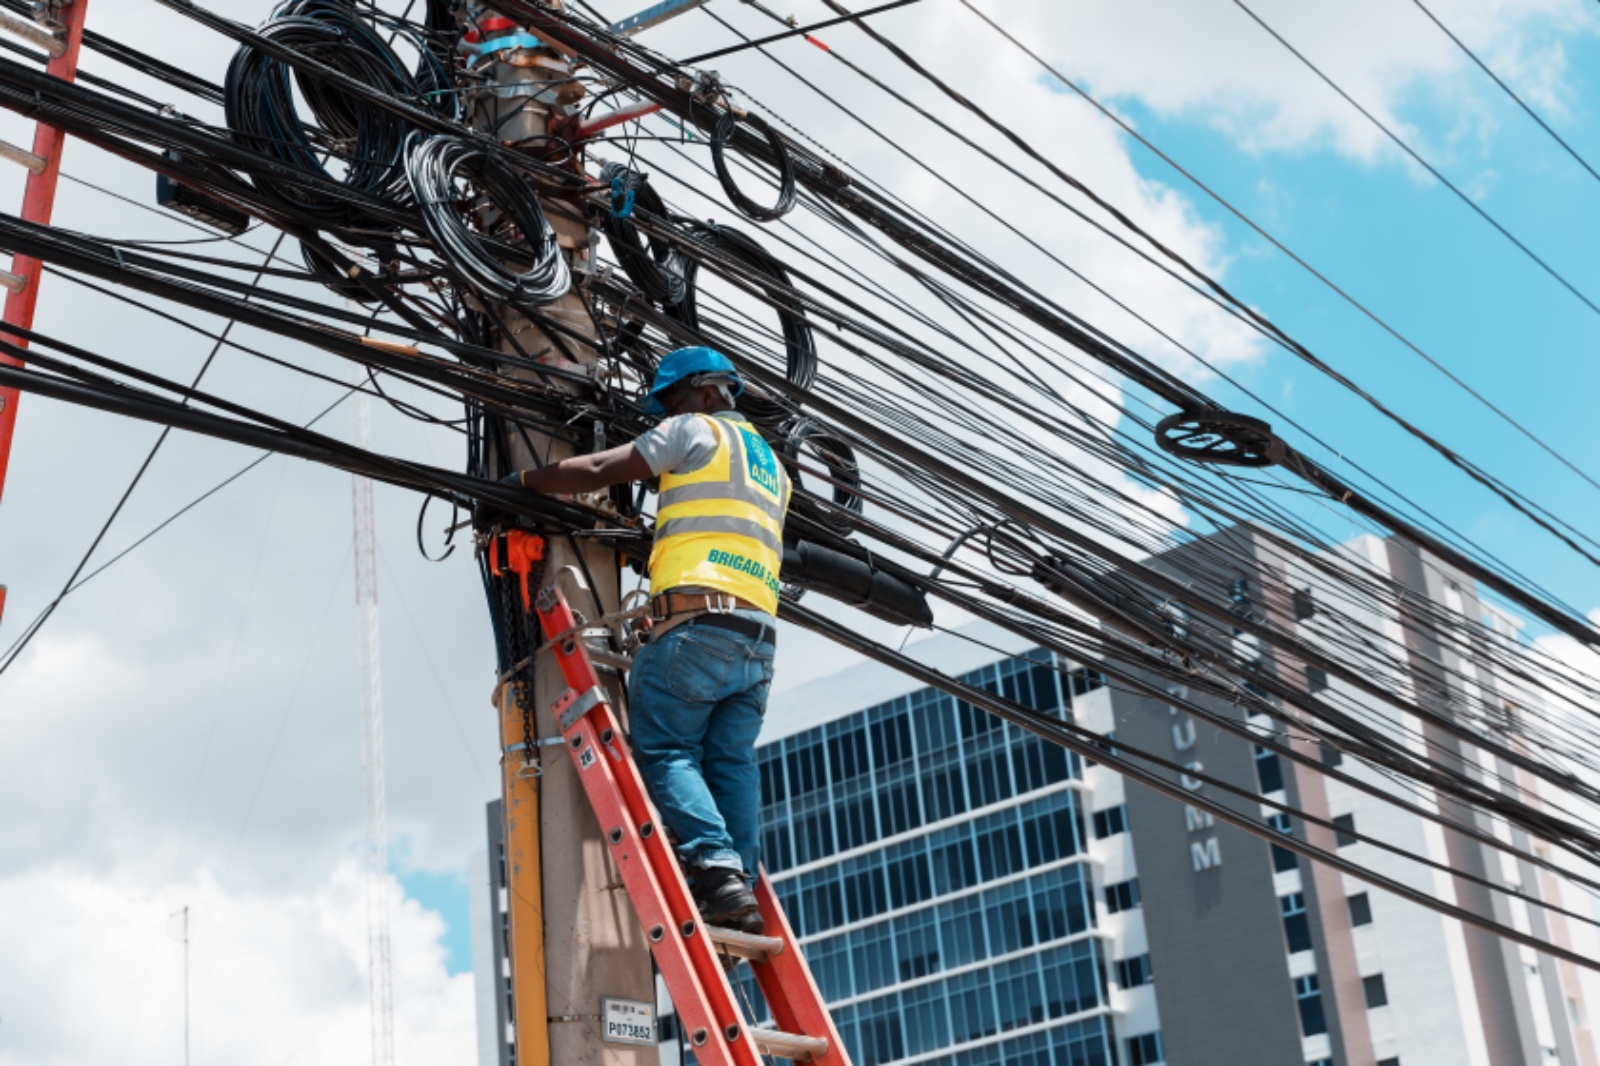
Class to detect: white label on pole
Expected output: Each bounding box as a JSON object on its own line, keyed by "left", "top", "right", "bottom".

{"left": 578, "top": 746, "right": 597, "bottom": 771}
{"left": 600, "top": 997, "right": 656, "bottom": 1045}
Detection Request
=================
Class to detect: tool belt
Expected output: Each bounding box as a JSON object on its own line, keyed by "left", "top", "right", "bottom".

{"left": 649, "top": 590, "right": 776, "bottom": 646}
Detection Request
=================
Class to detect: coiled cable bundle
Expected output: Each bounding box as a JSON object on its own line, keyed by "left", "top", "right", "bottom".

{"left": 405, "top": 133, "right": 570, "bottom": 309}
{"left": 669, "top": 221, "right": 815, "bottom": 422}
{"left": 598, "top": 163, "right": 688, "bottom": 307}
{"left": 224, "top": 0, "right": 448, "bottom": 225}
{"left": 778, "top": 416, "right": 864, "bottom": 530}
{"left": 711, "top": 110, "right": 797, "bottom": 223}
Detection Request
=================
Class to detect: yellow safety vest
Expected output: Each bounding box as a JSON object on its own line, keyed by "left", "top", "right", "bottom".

{"left": 650, "top": 414, "right": 791, "bottom": 616}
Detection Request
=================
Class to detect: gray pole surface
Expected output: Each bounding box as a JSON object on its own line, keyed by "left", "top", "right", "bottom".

{"left": 469, "top": 7, "right": 656, "bottom": 1062}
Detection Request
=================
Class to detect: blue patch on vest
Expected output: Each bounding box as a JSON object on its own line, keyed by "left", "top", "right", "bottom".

{"left": 738, "top": 426, "right": 782, "bottom": 498}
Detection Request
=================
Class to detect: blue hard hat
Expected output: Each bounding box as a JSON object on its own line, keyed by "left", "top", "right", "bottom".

{"left": 643, "top": 346, "right": 744, "bottom": 416}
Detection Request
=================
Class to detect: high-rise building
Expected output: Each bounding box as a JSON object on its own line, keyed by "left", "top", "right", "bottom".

{"left": 1097, "top": 527, "right": 1597, "bottom": 1066}
{"left": 714, "top": 625, "right": 1131, "bottom": 1066}
{"left": 471, "top": 800, "right": 513, "bottom": 1066}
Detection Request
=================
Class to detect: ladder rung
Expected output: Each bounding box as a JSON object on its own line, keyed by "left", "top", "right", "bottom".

{"left": 706, "top": 924, "right": 784, "bottom": 962}
{"left": 0, "top": 11, "right": 63, "bottom": 58}
{"left": 751, "top": 1030, "right": 830, "bottom": 1062}
{"left": 0, "top": 268, "right": 25, "bottom": 295}
{"left": 0, "top": 139, "right": 45, "bottom": 175}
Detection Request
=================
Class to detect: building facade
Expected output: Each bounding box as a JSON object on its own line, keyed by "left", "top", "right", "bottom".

{"left": 471, "top": 799, "right": 513, "bottom": 1066}
{"left": 1095, "top": 527, "right": 1598, "bottom": 1066}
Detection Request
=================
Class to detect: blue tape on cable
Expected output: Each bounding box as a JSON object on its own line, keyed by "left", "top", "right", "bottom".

{"left": 470, "top": 31, "right": 546, "bottom": 59}
{"left": 610, "top": 175, "right": 636, "bottom": 219}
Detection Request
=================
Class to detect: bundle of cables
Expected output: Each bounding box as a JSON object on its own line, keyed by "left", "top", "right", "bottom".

{"left": 405, "top": 132, "right": 571, "bottom": 309}
{"left": 224, "top": 0, "right": 453, "bottom": 226}
{"left": 778, "top": 416, "right": 865, "bottom": 532}
{"left": 669, "top": 221, "right": 816, "bottom": 424}
{"left": 598, "top": 163, "right": 688, "bottom": 307}
{"left": 711, "top": 109, "right": 797, "bottom": 223}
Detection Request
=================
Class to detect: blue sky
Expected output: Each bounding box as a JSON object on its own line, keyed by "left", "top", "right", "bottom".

{"left": 398, "top": 864, "right": 474, "bottom": 976}
{"left": 1050, "top": 9, "right": 1600, "bottom": 623}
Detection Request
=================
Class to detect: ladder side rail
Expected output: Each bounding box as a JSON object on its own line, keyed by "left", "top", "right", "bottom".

{"left": 558, "top": 706, "right": 761, "bottom": 1066}
{"left": 750, "top": 873, "right": 853, "bottom": 1066}
{"left": 536, "top": 587, "right": 764, "bottom": 1064}
{"left": 0, "top": 0, "right": 89, "bottom": 617}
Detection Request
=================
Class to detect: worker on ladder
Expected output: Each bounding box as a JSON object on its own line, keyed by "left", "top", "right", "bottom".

{"left": 505, "top": 347, "right": 791, "bottom": 935}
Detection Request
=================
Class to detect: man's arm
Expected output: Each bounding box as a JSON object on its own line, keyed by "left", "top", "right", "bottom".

{"left": 512, "top": 443, "right": 654, "bottom": 495}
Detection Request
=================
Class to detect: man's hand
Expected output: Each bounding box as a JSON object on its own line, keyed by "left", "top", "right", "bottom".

{"left": 505, "top": 443, "right": 654, "bottom": 496}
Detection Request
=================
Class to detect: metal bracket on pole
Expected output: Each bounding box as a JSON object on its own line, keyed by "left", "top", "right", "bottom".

{"left": 607, "top": 0, "right": 709, "bottom": 38}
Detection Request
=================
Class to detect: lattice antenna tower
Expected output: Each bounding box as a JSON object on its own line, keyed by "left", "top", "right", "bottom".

{"left": 352, "top": 375, "right": 395, "bottom": 1066}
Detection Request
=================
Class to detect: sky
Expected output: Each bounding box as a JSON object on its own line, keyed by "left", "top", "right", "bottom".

{"left": 1, "top": 0, "right": 1599, "bottom": 1063}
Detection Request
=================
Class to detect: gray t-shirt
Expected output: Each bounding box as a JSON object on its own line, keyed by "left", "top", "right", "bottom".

{"left": 634, "top": 411, "right": 743, "bottom": 477}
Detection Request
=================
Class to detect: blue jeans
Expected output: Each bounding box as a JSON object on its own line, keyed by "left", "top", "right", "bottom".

{"left": 627, "top": 610, "right": 774, "bottom": 876}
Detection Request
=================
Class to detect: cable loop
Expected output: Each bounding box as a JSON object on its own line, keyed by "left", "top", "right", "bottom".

{"left": 404, "top": 131, "right": 570, "bottom": 309}
{"left": 710, "top": 108, "right": 797, "bottom": 223}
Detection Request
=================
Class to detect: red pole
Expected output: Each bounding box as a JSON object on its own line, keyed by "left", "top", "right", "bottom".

{"left": 0, "top": 0, "right": 90, "bottom": 624}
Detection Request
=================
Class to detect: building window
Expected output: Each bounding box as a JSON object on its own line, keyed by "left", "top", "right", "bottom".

{"left": 1293, "top": 587, "right": 1316, "bottom": 622}
{"left": 1348, "top": 892, "right": 1373, "bottom": 927}
{"left": 1127, "top": 1031, "right": 1164, "bottom": 1066}
{"left": 1321, "top": 745, "right": 1343, "bottom": 768}
{"left": 1104, "top": 879, "right": 1141, "bottom": 914}
{"left": 1305, "top": 665, "right": 1329, "bottom": 693}
{"left": 1254, "top": 745, "right": 1285, "bottom": 794}
{"left": 1295, "top": 974, "right": 1328, "bottom": 1037}
{"left": 1281, "top": 892, "right": 1313, "bottom": 953}
{"left": 1093, "top": 805, "right": 1128, "bottom": 839}
{"left": 1334, "top": 813, "right": 1359, "bottom": 847}
{"left": 1069, "top": 667, "right": 1107, "bottom": 697}
{"left": 1364, "top": 973, "right": 1390, "bottom": 1009}
{"left": 1116, "top": 954, "right": 1154, "bottom": 988}
{"left": 1084, "top": 730, "right": 1116, "bottom": 768}
{"left": 1268, "top": 812, "right": 1298, "bottom": 872}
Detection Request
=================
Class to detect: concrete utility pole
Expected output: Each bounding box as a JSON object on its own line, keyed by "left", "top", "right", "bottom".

{"left": 352, "top": 382, "right": 396, "bottom": 1066}
{"left": 467, "top": 4, "right": 654, "bottom": 1063}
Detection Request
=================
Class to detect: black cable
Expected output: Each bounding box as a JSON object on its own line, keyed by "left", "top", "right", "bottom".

{"left": 0, "top": 388, "right": 358, "bottom": 670}
{"left": 1410, "top": 0, "right": 1600, "bottom": 187}
{"left": 1231, "top": 0, "right": 1600, "bottom": 321}
{"left": 0, "top": 228, "right": 289, "bottom": 676}
{"left": 709, "top": 109, "right": 796, "bottom": 223}
{"left": 953, "top": 0, "right": 1600, "bottom": 510}
{"left": 680, "top": 0, "right": 928, "bottom": 64}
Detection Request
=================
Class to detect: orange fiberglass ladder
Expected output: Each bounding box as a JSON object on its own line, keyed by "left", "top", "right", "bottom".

{"left": 532, "top": 580, "right": 849, "bottom": 1065}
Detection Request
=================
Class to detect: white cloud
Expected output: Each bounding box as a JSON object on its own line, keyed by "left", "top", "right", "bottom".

{"left": 0, "top": 860, "right": 472, "bottom": 1066}
{"left": 961, "top": 0, "right": 1598, "bottom": 164}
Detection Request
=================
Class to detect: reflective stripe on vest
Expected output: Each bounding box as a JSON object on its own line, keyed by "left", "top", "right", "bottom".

{"left": 649, "top": 415, "right": 791, "bottom": 615}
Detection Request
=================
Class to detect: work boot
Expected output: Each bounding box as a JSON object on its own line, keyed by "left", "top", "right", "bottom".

{"left": 690, "top": 866, "right": 764, "bottom": 935}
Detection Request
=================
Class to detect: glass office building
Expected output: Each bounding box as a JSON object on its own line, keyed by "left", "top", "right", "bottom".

{"left": 739, "top": 645, "right": 1122, "bottom": 1066}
